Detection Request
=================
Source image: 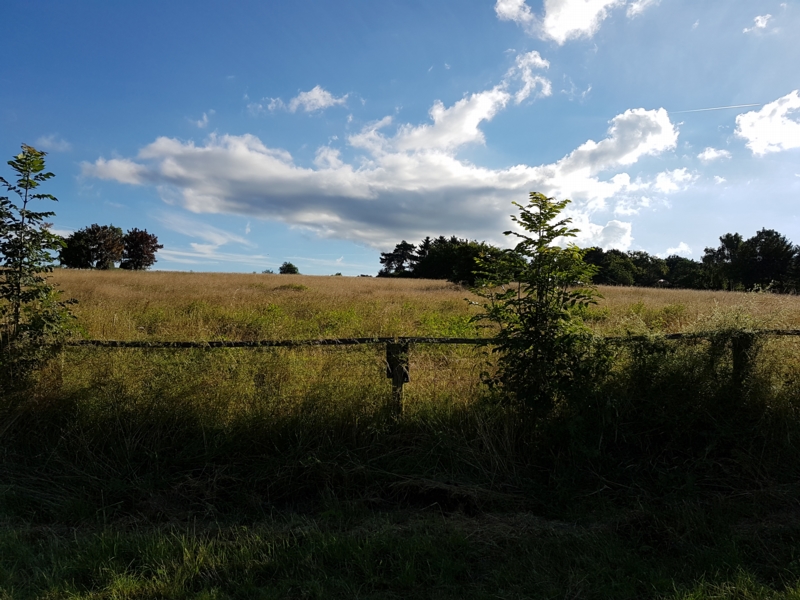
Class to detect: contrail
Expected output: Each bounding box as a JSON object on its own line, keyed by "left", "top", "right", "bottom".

{"left": 670, "top": 103, "right": 762, "bottom": 114}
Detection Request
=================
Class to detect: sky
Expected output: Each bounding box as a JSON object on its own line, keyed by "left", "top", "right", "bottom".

{"left": 2, "top": 0, "right": 799, "bottom": 275}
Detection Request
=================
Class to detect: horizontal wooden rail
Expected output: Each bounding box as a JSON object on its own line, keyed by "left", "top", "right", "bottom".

{"left": 63, "top": 329, "right": 800, "bottom": 349}
{"left": 64, "top": 337, "right": 490, "bottom": 349}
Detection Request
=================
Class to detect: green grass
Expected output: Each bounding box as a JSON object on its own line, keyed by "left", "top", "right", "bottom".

{"left": 4, "top": 274, "right": 800, "bottom": 597}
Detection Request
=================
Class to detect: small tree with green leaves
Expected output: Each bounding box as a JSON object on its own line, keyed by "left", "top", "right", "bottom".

{"left": 279, "top": 261, "right": 299, "bottom": 274}
{"left": 0, "top": 145, "right": 73, "bottom": 385}
{"left": 472, "top": 192, "right": 602, "bottom": 418}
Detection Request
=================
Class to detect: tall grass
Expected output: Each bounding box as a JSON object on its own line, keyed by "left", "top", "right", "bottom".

{"left": 4, "top": 271, "right": 800, "bottom": 597}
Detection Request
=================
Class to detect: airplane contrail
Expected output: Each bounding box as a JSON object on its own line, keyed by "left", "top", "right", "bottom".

{"left": 670, "top": 103, "right": 762, "bottom": 114}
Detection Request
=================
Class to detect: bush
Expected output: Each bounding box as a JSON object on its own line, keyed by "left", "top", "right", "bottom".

{"left": 279, "top": 262, "right": 299, "bottom": 274}
{"left": 472, "top": 193, "right": 604, "bottom": 418}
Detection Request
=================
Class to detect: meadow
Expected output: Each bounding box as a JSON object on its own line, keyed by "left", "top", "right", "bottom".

{"left": 3, "top": 270, "right": 800, "bottom": 598}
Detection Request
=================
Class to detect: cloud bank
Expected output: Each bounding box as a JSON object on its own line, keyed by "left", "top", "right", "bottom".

{"left": 84, "top": 58, "right": 679, "bottom": 252}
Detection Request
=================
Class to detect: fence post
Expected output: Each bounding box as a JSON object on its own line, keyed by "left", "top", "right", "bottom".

{"left": 731, "top": 331, "right": 756, "bottom": 397}
{"left": 385, "top": 342, "right": 410, "bottom": 415}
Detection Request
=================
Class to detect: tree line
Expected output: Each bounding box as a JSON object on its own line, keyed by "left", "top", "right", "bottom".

{"left": 59, "top": 224, "right": 163, "bottom": 270}
{"left": 380, "top": 228, "right": 800, "bottom": 292}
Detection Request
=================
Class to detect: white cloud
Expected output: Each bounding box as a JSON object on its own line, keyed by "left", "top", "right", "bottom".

{"left": 394, "top": 87, "right": 511, "bottom": 152}
{"left": 614, "top": 195, "right": 651, "bottom": 216}
{"left": 653, "top": 168, "right": 695, "bottom": 193}
{"left": 735, "top": 90, "right": 800, "bottom": 155}
{"left": 743, "top": 14, "right": 772, "bottom": 33}
{"left": 697, "top": 147, "right": 731, "bottom": 162}
{"left": 626, "top": 0, "right": 659, "bottom": 18}
{"left": 35, "top": 135, "right": 71, "bottom": 152}
{"left": 508, "top": 51, "right": 552, "bottom": 103}
{"left": 714, "top": 176, "right": 726, "bottom": 184}
{"left": 495, "top": 0, "right": 657, "bottom": 44}
{"left": 193, "top": 110, "right": 215, "bottom": 128}
{"left": 665, "top": 242, "right": 692, "bottom": 256}
{"left": 84, "top": 158, "right": 149, "bottom": 185}
{"left": 85, "top": 68, "right": 679, "bottom": 252}
{"left": 248, "top": 86, "right": 348, "bottom": 115}
{"left": 288, "top": 86, "right": 348, "bottom": 113}
{"left": 494, "top": 0, "right": 537, "bottom": 32}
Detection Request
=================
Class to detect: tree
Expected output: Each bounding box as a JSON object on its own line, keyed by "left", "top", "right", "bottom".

{"left": 120, "top": 228, "right": 163, "bottom": 270}
{"left": 584, "top": 248, "right": 637, "bottom": 286}
{"left": 741, "top": 229, "right": 797, "bottom": 291}
{"left": 627, "top": 251, "right": 668, "bottom": 286}
{"left": 665, "top": 255, "right": 705, "bottom": 289}
{"left": 0, "top": 145, "right": 73, "bottom": 383}
{"left": 377, "top": 240, "right": 416, "bottom": 277}
{"left": 703, "top": 233, "right": 745, "bottom": 290}
{"left": 279, "top": 261, "right": 299, "bottom": 274}
{"left": 472, "top": 192, "right": 601, "bottom": 417}
{"left": 60, "top": 224, "right": 124, "bottom": 269}
{"left": 412, "top": 236, "right": 501, "bottom": 285}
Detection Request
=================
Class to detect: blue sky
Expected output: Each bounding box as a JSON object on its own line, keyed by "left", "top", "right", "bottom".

{"left": 2, "top": 1, "right": 799, "bottom": 275}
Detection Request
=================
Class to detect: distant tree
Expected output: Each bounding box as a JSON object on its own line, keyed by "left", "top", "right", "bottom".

{"left": 664, "top": 255, "right": 706, "bottom": 289}
{"left": 413, "top": 236, "right": 500, "bottom": 285}
{"left": 120, "top": 228, "right": 163, "bottom": 270}
{"left": 262, "top": 268, "right": 274, "bottom": 274}
{"left": 279, "top": 261, "right": 299, "bottom": 274}
{"left": 703, "top": 233, "right": 745, "bottom": 290}
{"left": 378, "top": 240, "right": 416, "bottom": 277}
{"left": 60, "top": 224, "right": 124, "bottom": 269}
{"left": 584, "top": 248, "right": 637, "bottom": 286}
{"left": 627, "top": 251, "right": 668, "bottom": 286}
{"left": 741, "top": 229, "right": 798, "bottom": 291}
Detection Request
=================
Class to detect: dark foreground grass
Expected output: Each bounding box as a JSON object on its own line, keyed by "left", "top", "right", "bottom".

{"left": 3, "top": 331, "right": 800, "bottom": 598}
{"left": 3, "top": 496, "right": 800, "bottom": 599}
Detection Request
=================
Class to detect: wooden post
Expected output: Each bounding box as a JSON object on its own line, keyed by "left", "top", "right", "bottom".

{"left": 385, "top": 342, "right": 409, "bottom": 415}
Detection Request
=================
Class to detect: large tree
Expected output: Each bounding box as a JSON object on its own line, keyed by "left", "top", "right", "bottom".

{"left": 120, "top": 228, "right": 163, "bottom": 270}
{"left": 60, "top": 224, "right": 124, "bottom": 269}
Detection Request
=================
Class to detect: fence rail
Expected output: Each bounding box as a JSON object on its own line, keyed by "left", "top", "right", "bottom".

{"left": 63, "top": 329, "right": 800, "bottom": 413}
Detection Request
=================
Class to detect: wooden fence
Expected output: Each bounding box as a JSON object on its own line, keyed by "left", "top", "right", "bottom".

{"left": 65, "top": 329, "right": 800, "bottom": 413}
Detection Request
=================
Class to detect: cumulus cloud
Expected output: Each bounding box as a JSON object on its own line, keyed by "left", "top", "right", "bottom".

{"left": 495, "top": 0, "right": 657, "bottom": 44}
{"left": 665, "top": 242, "right": 691, "bottom": 256}
{"left": 653, "top": 168, "right": 695, "bottom": 193}
{"left": 84, "top": 65, "right": 679, "bottom": 252}
{"left": 248, "top": 86, "right": 348, "bottom": 115}
{"left": 735, "top": 90, "right": 800, "bottom": 155}
{"left": 714, "top": 176, "right": 726, "bottom": 184}
{"left": 697, "top": 147, "right": 731, "bottom": 162}
{"left": 288, "top": 86, "right": 349, "bottom": 112}
{"left": 35, "top": 135, "right": 71, "bottom": 152}
{"left": 84, "top": 158, "right": 149, "bottom": 185}
{"left": 743, "top": 14, "right": 772, "bottom": 33}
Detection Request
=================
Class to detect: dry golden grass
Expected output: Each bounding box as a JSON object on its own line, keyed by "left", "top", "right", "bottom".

{"left": 50, "top": 269, "right": 800, "bottom": 341}
{"left": 50, "top": 270, "right": 480, "bottom": 341}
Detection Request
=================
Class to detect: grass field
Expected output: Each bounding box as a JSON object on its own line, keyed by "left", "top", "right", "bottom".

{"left": 3, "top": 271, "right": 800, "bottom": 599}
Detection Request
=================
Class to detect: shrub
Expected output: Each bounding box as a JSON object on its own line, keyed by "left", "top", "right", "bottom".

{"left": 472, "top": 193, "right": 603, "bottom": 418}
